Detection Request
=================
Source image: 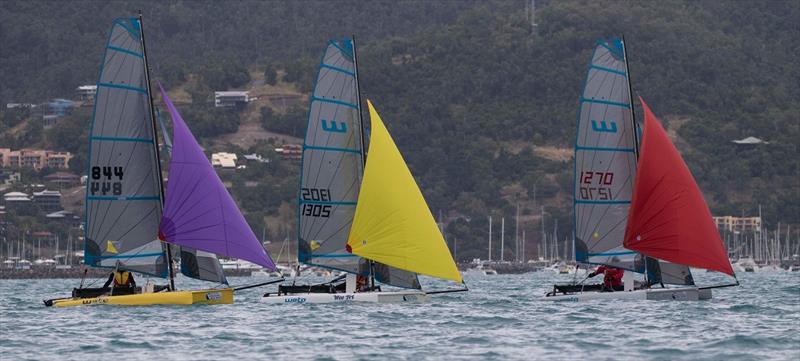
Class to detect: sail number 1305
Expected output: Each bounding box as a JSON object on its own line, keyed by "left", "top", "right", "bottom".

{"left": 301, "top": 188, "right": 332, "bottom": 218}
{"left": 579, "top": 171, "right": 614, "bottom": 200}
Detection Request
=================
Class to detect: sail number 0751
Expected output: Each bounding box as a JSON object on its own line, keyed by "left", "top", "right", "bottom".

{"left": 301, "top": 188, "right": 332, "bottom": 218}
{"left": 579, "top": 171, "right": 614, "bottom": 200}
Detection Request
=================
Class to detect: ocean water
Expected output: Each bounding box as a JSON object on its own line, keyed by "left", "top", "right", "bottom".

{"left": 1, "top": 270, "right": 798, "bottom": 360}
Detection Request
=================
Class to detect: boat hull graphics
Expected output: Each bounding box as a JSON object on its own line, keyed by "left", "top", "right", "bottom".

{"left": 260, "top": 290, "right": 429, "bottom": 304}
{"left": 543, "top": 287, "right": 712, "bottom": 302}
{"left": 50, "top": 288, "right": 233, "bottom": 307}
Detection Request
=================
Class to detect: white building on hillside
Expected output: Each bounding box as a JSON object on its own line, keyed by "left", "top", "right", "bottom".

{"left": 214, "top": 91, "right": 250, "bottom": 107}
{"left": 211, "top": 152, "right": 237, "bottom": 169}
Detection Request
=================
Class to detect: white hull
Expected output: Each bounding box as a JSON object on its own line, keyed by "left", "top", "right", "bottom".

{"left": 260, "top": 290, "right": 430, "bottom": 304}
{"left": 543, "top": 287, "right": 712, "bottom": 302}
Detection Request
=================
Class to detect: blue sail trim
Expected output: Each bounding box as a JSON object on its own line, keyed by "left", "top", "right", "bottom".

{"left": 107, "top": 46, "right": 144, "bottom": 58}
{"left": 303, "top": 144, "right": 361, "bottom": 154}
{"left": 328, "top": 40, "right": 353, "bottom": 59}
{"left": 575, "top": 146, "right": 635, "bottom": 153}
{"left": 299, "top": 199, "right": 357, "bottom": 206}
{"left": 112, "top": 18, "right": 141, "bottom": 39}
{"left": 589, "top": 64, "right": 626, "bottom": 77}
{"left": 575, "top": 200, "right": 631, "bottom": 205}
{"left": 580, "top": 98, "right": 630, "bottom": 108}
{"left": 597, "top": 39, "right": 624, "bottom": 59}
{"left": 321, "top": 63, "right": 355, "bottom": 77}
{"left": 87, "top": 195, "right": 160, "bottom": 201}
{"left": 310, "top": 96, "right": 358, "bottom": 109}
{"left": 97, "top": 82, "right": 147, "bottom": 94}
{"left": 91, "top": 136, "right": 154, "bottom": 143}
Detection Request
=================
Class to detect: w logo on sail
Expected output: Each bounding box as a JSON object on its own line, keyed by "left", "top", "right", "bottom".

{"left": 321, "top": 119, "right": 347, "bottom": 133}
{"left": 591, "top": 120, "right": 618, "bottom": 133}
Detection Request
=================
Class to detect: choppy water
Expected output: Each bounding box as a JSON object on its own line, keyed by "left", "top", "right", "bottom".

{"left": 1, "top": 270, "right": 798, "bottom": 360}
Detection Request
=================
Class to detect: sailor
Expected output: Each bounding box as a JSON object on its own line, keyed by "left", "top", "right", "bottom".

{"left": 102, "top": 270, "right": 137, "bottom": 289}
{"left": 587, "top": 266, "right": 623, "bottom": 291}
{"left": 355, "top": 275, "right": 368, "bottom": 292}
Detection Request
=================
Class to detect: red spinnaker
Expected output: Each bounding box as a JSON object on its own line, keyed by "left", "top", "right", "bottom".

{"left": 623, "top": 98, "right": 734, "bottom": 276}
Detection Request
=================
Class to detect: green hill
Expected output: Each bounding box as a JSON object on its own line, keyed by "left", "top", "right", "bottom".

{"left": 1, "top": 0, "right": 797, "bottom": 262}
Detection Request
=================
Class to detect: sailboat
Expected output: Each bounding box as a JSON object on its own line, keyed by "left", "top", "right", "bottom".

{"left": 261, "top": 38, "right": 465, "bottom": 304}
{"left": 45, "top": 14, "right": 278, "bottom": 307}
{"left": 544, "top": 38, "right": 737, "bottom": 302}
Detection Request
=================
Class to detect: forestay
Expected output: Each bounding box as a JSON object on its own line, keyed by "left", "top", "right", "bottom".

{"left": 84, "top": 17, "right": 167, "bottom": 277}
{"left": 573, "top": 39, "right": 641, "bottom": 272}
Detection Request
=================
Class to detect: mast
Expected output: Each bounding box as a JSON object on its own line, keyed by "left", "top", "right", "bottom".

{"left": 621, "top": 35, "right": 640, "bottom": 158}
{"left": 351, "top": 34, "right": 374, "bottom": 289}
{"left": 621, "top": 35, "right": 651, "bottom": 283}
{"left": 488, "top": 215, "right": 492, "bottom": 262}
{"left": 138, "top": 11, "right": 176, "bottom": 291}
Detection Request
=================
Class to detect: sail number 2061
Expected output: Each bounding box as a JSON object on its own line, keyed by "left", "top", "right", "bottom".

{"left": 579, "top": 171, "right": 613, "bottom": 200}
{"left": 301, "top": 188, "right": 332, "bottom": 218}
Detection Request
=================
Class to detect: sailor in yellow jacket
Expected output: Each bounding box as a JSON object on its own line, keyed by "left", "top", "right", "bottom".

{"left": 102, "top": 270, "right": 136, "bottom": 289}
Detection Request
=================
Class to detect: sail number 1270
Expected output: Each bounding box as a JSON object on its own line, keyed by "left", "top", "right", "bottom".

{"left": 301, "top": 188, "right": 332, "bottom": 218}
{"left": 579, "top": 171, "right": 614, "bottom": 200}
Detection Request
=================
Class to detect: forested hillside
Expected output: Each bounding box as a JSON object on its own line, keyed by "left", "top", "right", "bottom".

{"left": 1, "top": 0, "right": 797, "bottom": 262}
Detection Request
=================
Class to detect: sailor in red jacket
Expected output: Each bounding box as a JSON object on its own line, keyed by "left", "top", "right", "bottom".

{"left": 588, "top": 265, "right": 624, "bottom": 290}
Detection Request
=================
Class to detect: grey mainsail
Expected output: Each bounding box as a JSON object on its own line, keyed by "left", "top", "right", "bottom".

{"left": 83, "top": 17, "right": 167, "bottom": 277}
{"left": 297, "top": 40, "right": 365, "bottom": 274}
{"left": 298, "top": 39, "right": 418, "bottom": 289}
{"left": 574, "top": 39, "right": 641, "bottom": 272}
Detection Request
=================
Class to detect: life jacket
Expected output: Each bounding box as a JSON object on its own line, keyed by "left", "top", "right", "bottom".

{"left": 113, "top": 271, "right": 132, "bottom": 287}
{"left": 602, "top": 268, "right": 624, "bottom": 288}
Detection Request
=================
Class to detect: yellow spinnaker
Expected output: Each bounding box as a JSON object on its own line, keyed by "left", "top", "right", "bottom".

{"left": 346, "top": 100, "right": 462, "bottom": 283}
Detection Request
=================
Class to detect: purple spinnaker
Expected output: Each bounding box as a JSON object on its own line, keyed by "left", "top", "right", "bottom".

{"left": 158, "top": 83, "right": 276, "bottom": 270}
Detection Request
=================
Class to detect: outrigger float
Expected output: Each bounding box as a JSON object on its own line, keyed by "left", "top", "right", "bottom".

{"left": 45, "top": 13, "right": 279, "bottom": 307}
{"left": 262, "top": 38, "right": 466, "bottom": 304}
{"left": 544, "top": 38, "right": 737, "bottom": 302}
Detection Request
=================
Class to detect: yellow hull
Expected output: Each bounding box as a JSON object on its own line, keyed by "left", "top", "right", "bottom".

{"left": 52, "top": 288, "right": 234, "bottom": 308}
